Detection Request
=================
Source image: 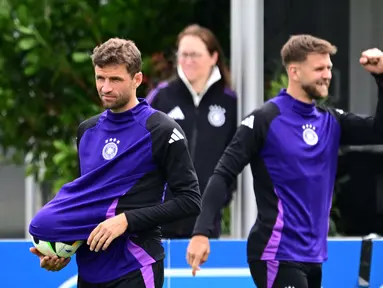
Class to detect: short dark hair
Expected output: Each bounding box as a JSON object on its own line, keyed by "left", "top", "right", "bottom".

{"left": 91, "top": 38, "right": 142, "bottom": 77}
{"left": 281, "top": 35, "right": 337, "bottom": 67}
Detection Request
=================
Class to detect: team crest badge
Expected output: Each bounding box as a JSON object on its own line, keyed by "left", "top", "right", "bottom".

{"left": 302, "top": 124, "right": 318, "bottom": 146}
{"left": 208, "top": 105, "right": 226, "bottom": 127}
{"left": 102, "top": 138, "right": 120, "bottom": 160}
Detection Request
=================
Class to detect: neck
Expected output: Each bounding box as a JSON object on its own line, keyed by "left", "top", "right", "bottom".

{"left": 190, "top": 75, "right": 210, "bottom": 95}
{"left": 110, "top": 96, "right": 139, "bottom": 113}
{"left": 286, "top": 82, "right": 313, "bottom": 104}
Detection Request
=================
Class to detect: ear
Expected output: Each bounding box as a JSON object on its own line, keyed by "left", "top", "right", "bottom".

{"left": 211, "top": 51, "right": 218, "bottom": 66}
{"left": 133, "top": 72, "right": 143, "bottom": 88}
{"left": 288, "top": 65, "right": 299, "bottom": 81}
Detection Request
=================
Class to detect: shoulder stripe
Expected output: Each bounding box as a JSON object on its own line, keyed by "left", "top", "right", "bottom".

{"left": 224, "top": 87, "right": 237, "bottom": 99}
{"left": 146, "top": 81, "right": 169, "bottom": 104}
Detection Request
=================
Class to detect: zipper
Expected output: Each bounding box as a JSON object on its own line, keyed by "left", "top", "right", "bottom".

{"left": 189, "top": 108, "right": 199, "bottom": 160}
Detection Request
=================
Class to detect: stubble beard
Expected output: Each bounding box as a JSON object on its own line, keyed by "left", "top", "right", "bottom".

{"left": 301, "top": 82, "right": 329, "bottom": 101}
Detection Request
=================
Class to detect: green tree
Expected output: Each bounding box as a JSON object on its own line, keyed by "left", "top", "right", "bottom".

{"left": 0, "top": 0, "right": 202, "bottom": 193}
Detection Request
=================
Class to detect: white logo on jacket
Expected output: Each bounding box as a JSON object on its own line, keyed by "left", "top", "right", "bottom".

{"left": 102, "top": 138, "right": 120, "bottom": 160}
{"left": 208, "top": 105, "right": 226, "bottom": 127}
{"left": 167, "top": 106, "right": 185, "bottom": 120}
{"left": 241, "top": 115, "right": 254, "bottom": 129}
{"left": 302, "top": 124, "right": 318, "bottom": 146}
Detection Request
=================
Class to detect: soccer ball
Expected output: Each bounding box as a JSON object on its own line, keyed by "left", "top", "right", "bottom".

{"left": 32, "top": 236, "right": 83, "bottom": 258}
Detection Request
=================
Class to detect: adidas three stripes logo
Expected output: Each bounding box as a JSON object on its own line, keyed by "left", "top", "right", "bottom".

{"left": 168, "top": 128, "right": 185, "bottom": 144}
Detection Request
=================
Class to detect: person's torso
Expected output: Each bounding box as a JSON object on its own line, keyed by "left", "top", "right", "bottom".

{"left": 76, "top": 232, "right": 164, "bottom": 283}
{"left": 248, "top": 92, "right": 341, "bottom": 263}
{"left": 152, "top": 79, "right": 237, "bottom": 191}
{"left": 29, "top": 100, "right": 166, "bottom": 282}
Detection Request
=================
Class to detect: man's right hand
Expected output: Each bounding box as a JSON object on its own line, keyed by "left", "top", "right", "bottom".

{"left": 30, "top": 247, "right": 71, "bottom": 272}
{"left": 186, "top": 235, "right": 210, "bottom": 276}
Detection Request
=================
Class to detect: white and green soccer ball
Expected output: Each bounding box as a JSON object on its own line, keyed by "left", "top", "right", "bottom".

{"left": 32, "top": 236, "right": 83, "bottom": 258}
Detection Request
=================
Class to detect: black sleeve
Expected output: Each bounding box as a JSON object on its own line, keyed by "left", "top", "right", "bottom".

{"left": 125, "top": 112, "right": 201, "bottom": 233}
{"left": 331, "top": 74, "right": 383, "bottom": 145}
{"left": 76, "top": 114, "right": 101, "bottom": 177}
{"left": 223, "top": 104, "right": 239, "bottom": 206}
{"left": 192, "top": 107, "right": 271, "bottom": 237}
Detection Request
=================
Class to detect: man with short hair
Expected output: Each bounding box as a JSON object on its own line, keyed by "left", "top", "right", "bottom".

{"left": 186, "top": 34, "right": 383, "bottom": 288}
{"left": 29, "top": 37, "right": 201, "bottom": 288}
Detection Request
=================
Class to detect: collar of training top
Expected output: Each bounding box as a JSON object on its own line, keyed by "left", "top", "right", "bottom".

{"left": 105, "top": 98, "right": 148, "bottom": 122}
{"left": 277, "top": 88, "right": 317, "bottom": 115}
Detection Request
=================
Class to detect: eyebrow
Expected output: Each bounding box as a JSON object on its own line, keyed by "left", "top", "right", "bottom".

{"left": 314, "top": 64, "right": 333, "bottom": 70}
{"left": 109, "top": 76, "right": 124, "bottom": 80}
{"left": 96, "top": 75, "right": 124, "bottom": 81}
{"left": 178, "top": 51, "right": 203, "bottom": 55}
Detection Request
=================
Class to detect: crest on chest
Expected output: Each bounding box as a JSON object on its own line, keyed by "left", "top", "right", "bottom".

{"left": 207, "top": 105, "right": 226, "bottom": 127}
{"left": 102, "top": 138, "right": 121, "bottom": 160}
{"left": 301, "top": 124, "right": 318, "bottom": 146}
{"left": 270, "top": 121, "right": 323, "bottom": 156}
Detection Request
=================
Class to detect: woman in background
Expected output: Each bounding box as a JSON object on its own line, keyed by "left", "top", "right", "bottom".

{"left": 147, "top": 24, "right": 237, "bottom": 239}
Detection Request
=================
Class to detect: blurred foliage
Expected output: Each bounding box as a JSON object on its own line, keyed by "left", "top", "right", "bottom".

{"left": 0, "top": 0, "right": 212, "bottom": 192}
{"left": 266, "top": 72, "right": 288, "bottom": 100}
{"left": 221, "top": 205, "right": 231, "bottom": 235}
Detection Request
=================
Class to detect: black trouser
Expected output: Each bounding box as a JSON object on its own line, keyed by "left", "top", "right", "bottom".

{"left": 77, "top": 260, "right": 164, "bottom": 288}
{"left": 249, "top": 260, "right": 322, "bottom": 288}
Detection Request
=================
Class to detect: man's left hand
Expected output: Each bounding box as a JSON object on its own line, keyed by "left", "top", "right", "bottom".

{"left": 87, "top": 213, "right": 128, "bottom": 252}
{"left": 360, "top": 48, "right": 383, "bottom": 74}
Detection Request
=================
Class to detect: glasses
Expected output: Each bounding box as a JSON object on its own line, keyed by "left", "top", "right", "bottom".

{"left": 176, "top": 51, "right": 203, "bottom": 60}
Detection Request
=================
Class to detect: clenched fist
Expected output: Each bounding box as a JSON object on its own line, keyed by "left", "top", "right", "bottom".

{"left": 360, "top": 48, "right": 383, "bottom": 74}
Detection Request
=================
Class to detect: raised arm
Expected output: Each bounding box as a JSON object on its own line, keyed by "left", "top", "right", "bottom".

{"left": 333, "top": 48, "right": 383, "bottom": 145}
{"left": 329, "top": 74, "right": 383, "bottom": 145}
